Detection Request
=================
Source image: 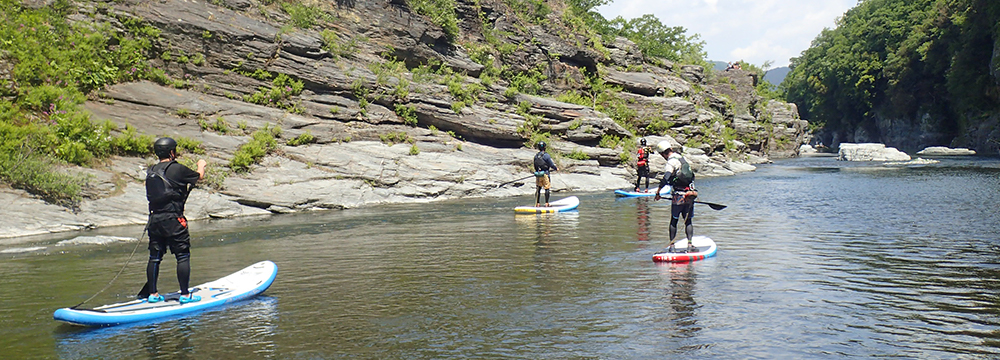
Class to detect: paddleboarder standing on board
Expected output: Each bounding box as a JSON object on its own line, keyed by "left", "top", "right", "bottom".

{"left": 635, "top": 138, "right": 652, "bottom": 192}
{"left": 533, "top": 141, "right": 558, "bottom": 207}
{"left": 653, "top": 141, "right": 699, "bottom": 253}
{"left": 143, "top": 137, "right": 206, "bottom": 304}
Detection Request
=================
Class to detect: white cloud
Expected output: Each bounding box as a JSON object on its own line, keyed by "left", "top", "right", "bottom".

{"left": 703, "top": 0, "right": 720, "bottom": 12}
{"left": 597, "top": 0, "right": 857, "bottom": 67}
{"left": 730, "top": 40, "right": 791, "bottom": 66}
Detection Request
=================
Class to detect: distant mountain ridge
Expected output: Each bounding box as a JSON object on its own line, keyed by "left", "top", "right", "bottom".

{"left": 763, "top": 67, "right": 789, "bottom": 85}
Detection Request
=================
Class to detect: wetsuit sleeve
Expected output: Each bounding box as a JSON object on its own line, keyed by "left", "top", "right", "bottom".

{"left": 167, "top": 163, "right": 201, "bottom": 187}
{"left": 657, "top": 162, "right": 671, "bottom": 192}
{"left": 545, "top": 154, "right": 557, "bottom": 171}
{"left": 661, "top": 160, "right": 677, "bottom": 185}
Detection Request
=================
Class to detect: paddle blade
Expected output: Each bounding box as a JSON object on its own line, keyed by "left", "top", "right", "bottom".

{"left": 707, "top": 203, "right": 727, "bottom": 210}
{"left": 696, "top": 201, "right": 727, "bottom": 210}
{"left": 137, "top": 282, "right": 150, "bottom": 299}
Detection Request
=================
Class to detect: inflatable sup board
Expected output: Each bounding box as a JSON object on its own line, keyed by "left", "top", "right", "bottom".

{"left": 652, "top": 236, "right": 717, "bottom": 263}
{"left": 54, "top": 260, "right": 277, "bottom": 327}
{"left": 614, "top": 187, "right": 669, "bottom": 197}
{"left": 514, "top": 196, "right": 580, "bottom": 214}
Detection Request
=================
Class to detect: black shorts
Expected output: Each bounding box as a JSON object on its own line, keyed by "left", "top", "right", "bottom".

{"left": 671, "top": 201, "right": 694, "bottom": 220}
{"left": 147, "top": 213, "right": 191, "bottom": 254}
{"left": 637, "top": 166, "right": 650, "bottom": 178}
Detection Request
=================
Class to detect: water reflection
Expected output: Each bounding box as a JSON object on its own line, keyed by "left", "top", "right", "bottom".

{"left": 143, "top": 321, "right": 196, "bottom": 359}
{"left": 514, "top": 211, "right": 579, "bottom": 238}
{"left": 656, "top": 262, "right": 701, "bottom": 338}
{"left": 53, "top": 296, "right": 279, "bottom": 359}
{"left": 636, "top": 198, "right": 652, "bottom": 242}
{"left": 516, "top": 211, "right": 580, "bottom": 257}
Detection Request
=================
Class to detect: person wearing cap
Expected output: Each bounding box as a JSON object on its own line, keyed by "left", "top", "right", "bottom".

{"left": 653, "top": 141, "right": 698, "bottom": 252}
{"left": 532, "top": 141, "right": 558, "bottom": 207}
{"left": 142, "top": 137, "right": 207, "bottom": 304}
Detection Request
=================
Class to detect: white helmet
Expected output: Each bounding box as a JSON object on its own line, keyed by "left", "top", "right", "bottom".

{"left": 655, "top": 141, "right": 673, "bottom": 154}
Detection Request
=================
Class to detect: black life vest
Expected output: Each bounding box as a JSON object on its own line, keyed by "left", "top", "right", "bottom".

{"left": 668, "top": 157, "right": 695, "bottom": 190}
{"left": 534, "top": 151, "right": 550, "bottom": 171}
{"left": 146, "top": 161, "right": 186, "bottom": 213}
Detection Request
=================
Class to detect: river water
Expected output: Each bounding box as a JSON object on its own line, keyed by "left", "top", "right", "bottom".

{"left": 2, "top": 155, "right": 999, "bottom": 359}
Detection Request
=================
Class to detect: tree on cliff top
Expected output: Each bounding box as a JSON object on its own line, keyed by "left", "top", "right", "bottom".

{"left": 565, "top": 0, "right": 706, "bottom": 64}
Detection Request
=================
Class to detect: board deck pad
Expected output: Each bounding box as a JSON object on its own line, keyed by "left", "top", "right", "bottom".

{"left": 54, "top": 260, "right": 277, "bottom": 327}
{"left": 514, "top": 196, "right": 580, "bottom": 214}
{"left": 652, "top": 236, "right": 717, "bottom": 263}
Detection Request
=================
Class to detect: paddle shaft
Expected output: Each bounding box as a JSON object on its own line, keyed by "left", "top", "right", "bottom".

{"left": 653, "top": 194, "right": 727, "bottom": 210}
{"left": 496, "top": 174, "right": 534, "bottom": 188}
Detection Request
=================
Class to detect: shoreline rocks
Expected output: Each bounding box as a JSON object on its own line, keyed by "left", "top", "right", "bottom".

{"left": 0, "top": 140, "right": 759, "bottom": 241}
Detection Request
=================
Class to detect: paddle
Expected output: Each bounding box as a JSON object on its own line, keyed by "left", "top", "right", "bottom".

{"left": 654, "top": 192, "right": 727, "bottom": 210}
{"left": 137, "top": 282, "right": 151, "bottom": 299}
{"left": 495, "top": 174, "right": 534, "bottom": 188}
{"left": 695, "top": 201, "right": 727, "bottom": 210}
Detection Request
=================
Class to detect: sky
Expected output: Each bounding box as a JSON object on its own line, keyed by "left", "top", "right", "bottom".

{"left": 596, "top": 0, "right": 859, "bottom": 68}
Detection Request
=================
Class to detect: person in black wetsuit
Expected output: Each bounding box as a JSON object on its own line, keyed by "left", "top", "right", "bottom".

{"left": 143, "top": 137, "right": 206, "bottom": 304}
{"left": 533, "top": 141, "right": 558, "bottom": 207}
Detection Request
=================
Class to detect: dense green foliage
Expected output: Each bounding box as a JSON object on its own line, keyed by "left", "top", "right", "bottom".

{"left": 782, "top": 0, "right": 1000, "bottom": 145}
{"left": 0, "top": 0, "right": 165, "bottom": 204}
{"left": 243, "top": 73, "right": 305, "bottom": 113}
{"left": 565, "top": 0, "right": 706, "bottom": 64}
{"left": 280, "top": 1, "right": 326, "bottom": 29}
{"left": 406, "top": 0, "right": 460, "bottom": 40}
{"left": 405, "top": 0, "right": 705, "bottom": 64}
{"left": 230, "top": 125, "right": 281, "bottom": 172}
{"left": 287, "top": 131, "right": 315, "bottom": 146}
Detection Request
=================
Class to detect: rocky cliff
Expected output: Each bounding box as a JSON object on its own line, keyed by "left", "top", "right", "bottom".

{"left": 1, "top": 0, "right": 808, "bottom": 239}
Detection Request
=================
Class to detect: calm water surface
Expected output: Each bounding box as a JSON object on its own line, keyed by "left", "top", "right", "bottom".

{"left": 2, "top": 155, "right": 999, "bottom": 359}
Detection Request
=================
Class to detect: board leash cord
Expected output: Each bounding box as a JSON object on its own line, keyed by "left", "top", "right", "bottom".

{"left": 71, "top": 225, "right": 148, "bottom": 309}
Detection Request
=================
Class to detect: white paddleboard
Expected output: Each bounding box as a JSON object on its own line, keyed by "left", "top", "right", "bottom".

{"left": 514, "top": 196, "right": 580, "bottom": 213}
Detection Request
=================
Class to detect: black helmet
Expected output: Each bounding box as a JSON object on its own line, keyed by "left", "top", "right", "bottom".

{"left": 640, "top": 138, "right": 647, "bottom": 146}
{"left": 153, "top": 137, "right": 178, "bottom": 159}
{"left": 536, "top": 141, "right": 547, "bottom": 150}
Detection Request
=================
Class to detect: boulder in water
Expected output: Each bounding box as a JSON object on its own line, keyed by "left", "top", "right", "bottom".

{"left": 837, "top": 143, "right": 911, "bottom": 161}
{"left": 916, "top": 146, "right": 976, "bottom": 156}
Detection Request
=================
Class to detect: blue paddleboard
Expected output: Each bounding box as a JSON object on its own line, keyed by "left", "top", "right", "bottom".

{"left": 54, "top": 260, "right": 277, "bottom": 327}
{"left": 614, "top": 187, "right": 669, "bottom": 197}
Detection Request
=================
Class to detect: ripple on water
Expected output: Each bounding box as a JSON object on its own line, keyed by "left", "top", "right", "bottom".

{"left": 3, "top": 157, "right": 1000, "bottom": 358}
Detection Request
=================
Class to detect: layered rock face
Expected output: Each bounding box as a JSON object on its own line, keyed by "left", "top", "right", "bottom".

{"left": 1, "top": 0, "right": 810, "bottom": 238}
